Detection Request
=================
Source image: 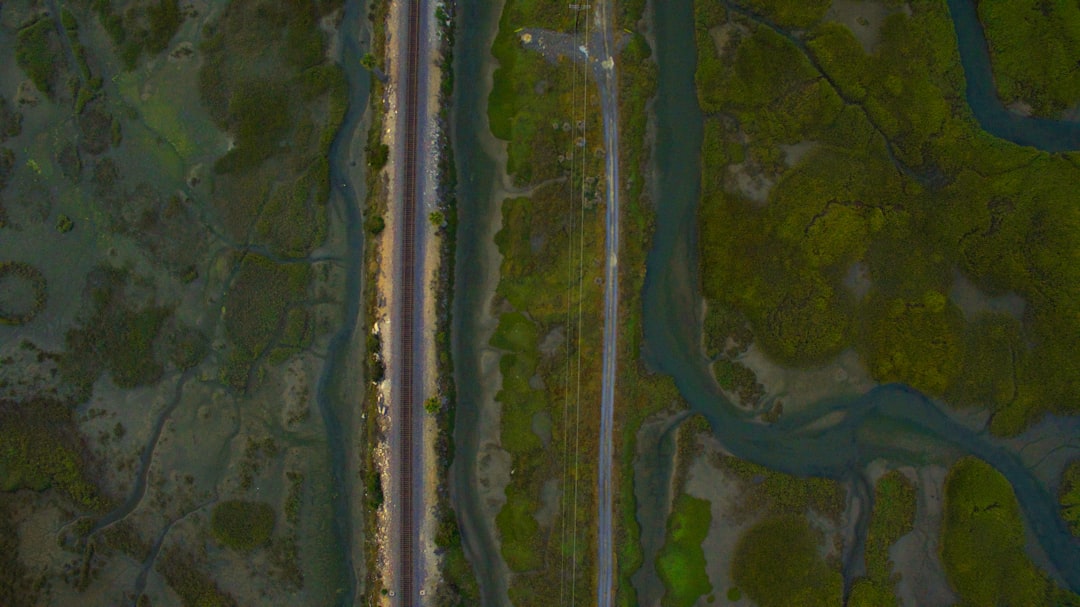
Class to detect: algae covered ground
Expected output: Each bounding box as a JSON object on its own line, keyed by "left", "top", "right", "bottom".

{"left": 0, "top": 0, "right": 367, "bottom": 604}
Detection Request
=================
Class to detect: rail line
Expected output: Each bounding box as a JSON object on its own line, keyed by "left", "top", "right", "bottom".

{"left": 397, "top": 0, "right": 422, "bottom": 603}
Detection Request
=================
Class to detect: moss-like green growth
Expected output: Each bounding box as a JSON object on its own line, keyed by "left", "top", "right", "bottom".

{"left": 731, "top": 515, "right": 842, "bottom": 607}
{"left": 0, "top": 500, "right": 36, "bottom": 606}
{"left": 61, "top": 267, "right": 170, "bottom": 393}
{"left": 694, "top": 0, "right": 1080, "bottom": 433}
{"left": 0, "top": 262, "right": 47, "bottom": 325}
{"left": 940, "top": 457, "right": 1080, "bottom": 606}
{"left": 15, "top": 17, "right": 63, "bottom": 98}
{"left": 165, "top": 326, "right": 208, "bottom": 371}
{"left": 488, "top": 0, "right": 596, "bottom": 186}
{"left": 157, "top": 547, "right": 238, "bottom": 607}
{"left": 0, "top": 97, "right": 22, "bottom": 143}
{"left": 93, "top": 0, "right": 183, "bottom": 70}
{"left": 1062, "top": 460, "right": 1080, "bottom": 537}
{"left": 978, "top": 0, "right": 1080, "bottom": 117}
{"left": 223, "top": 254, "right": 310, "bottom": 359}
{"left": 55, "top": 214, "right": 74, "bottom": 233}
{"left": 717, "top": 454, "right": 846, "bottom": 521}
{"left": 0, "top": 398, "right": 103, "bottom": 510}
{"left": 495, "top": 482, "right": 542, "bottom": 572}
{"left": 213, "top": 81, "right": 291, "bottom": 174}
{"left": 849, "top": 471, "right": 917, "bottom": 606}
{"left": 656, "top": 494, "right": 712, "bottom": 607}
{"left": 211, "top": 499, "right": 275, "bottom": 551}
{"left": 196, "top": 0, "right": 344, "bottom": 253}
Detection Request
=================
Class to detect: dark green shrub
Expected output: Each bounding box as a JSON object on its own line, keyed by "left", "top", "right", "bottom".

{"left": 15, "top": 18, "right": 61, "bottom": 98}
{"left": 211, "top": 500, "right": 275, "bottom": 551}
{"left": 0, "top": 262, "right": 47, "bottom": 325}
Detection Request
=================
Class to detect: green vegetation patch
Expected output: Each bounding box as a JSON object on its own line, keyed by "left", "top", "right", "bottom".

{"left": 0, "top": 500, "right": 35, "bottom": 606}
{"left": 849, "top": 470, "right": 917, "bottom": 606}
{"left": 157, "top": 547, "right": 238, "bottom": 607}
{"left": 0, "top": 97, "right": 22, "bottom": 143}
{"left": 0, "top": 398, "right": 103, "bottom": 510}
{"left": 731, "top": 515, "right": 842, "bottom": 607}
{"left": 940, "top": 457, "right": 1080, "bottom": 606}
{"left": 0, "top": 262, "right": 47, "bottom": 325}
{"left": 488, "top": 0, "right": 599, "bottom": 186}
{"left": 93, "top": 0, "right": 183, "bottom": 70}
{"left": 197, "top": 0, "right": 345, "bottom": 246}
{"left": 1062, "top": 460, "right": 1080, "bottom": 537}
{"left": 15, "top": 17, "right": 64, "bottom": 98}
{"left": 223, "top": 254, "right": 310, "bottom": 359}
{"left": 656, "top": 494, "right": 712, "bottom": 607}
{"left": 211, "top": 499, "right": 275, "bottom": 551}
{"left": 694, "top": 0, "right": 1080, "bottom": 433}
{"left": 496, "top": 482, "right": 542, "bottom": 571}
{"left": 977, "top": 0, "right": 1080, "bottom": 117}
{"left": 717, "top": 454, "right": 846, "bottom": 520}
{"left": 61, "top": 266, "right": 171, "bottom": 394}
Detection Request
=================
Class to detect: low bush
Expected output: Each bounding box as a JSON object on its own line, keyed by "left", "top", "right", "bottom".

{"left": 210, "top": 500, "right": 275, "bottom": 551}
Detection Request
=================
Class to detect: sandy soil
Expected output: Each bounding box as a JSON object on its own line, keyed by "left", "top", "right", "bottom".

{"left": 737, "top": 344, "right": 876, "bottom": 417}
{"left": 371, "top": 0, "right": 400, "bottom": 591}
{"left": 824, "top": 0, "right": 904, "bottom": 53}
{"left": 891, "top": 465, "right": 956, "bottom": 607}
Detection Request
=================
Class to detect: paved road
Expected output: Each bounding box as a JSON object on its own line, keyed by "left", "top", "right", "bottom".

{"left": 593, "top": 0, "right": 620, "bottom": 604}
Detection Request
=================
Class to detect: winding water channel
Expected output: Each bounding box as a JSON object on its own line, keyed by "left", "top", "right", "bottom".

{"left": 317, "top": 0, "right": 372, "bottom": 602}
{"left": 451, "top": 0, "right": 1080, "bottom": 602}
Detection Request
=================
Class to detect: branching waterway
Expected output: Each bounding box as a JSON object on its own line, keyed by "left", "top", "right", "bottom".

{"left": 643, "top": 0, "right": 1080, "bottom": 594}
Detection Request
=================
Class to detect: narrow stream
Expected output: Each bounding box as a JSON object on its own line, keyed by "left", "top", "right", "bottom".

{"left": 315, "top": 0, "right": 373, "bottom": 603}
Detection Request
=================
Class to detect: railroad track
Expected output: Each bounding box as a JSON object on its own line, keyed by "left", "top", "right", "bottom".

{"left": 398, "top": 0, "right": 422, "bottom": 603}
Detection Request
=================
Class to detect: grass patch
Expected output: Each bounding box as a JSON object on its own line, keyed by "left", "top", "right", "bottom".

{"left": 656, "top": 494, "right": 712, "bottom": 607}
{"left": 0, "top": 262, "right": 47, "bottom": 325}
{"left": 15, "top": 17, "right": 63, "bottom": 98}
{"left": 731, "top": 514, "right": 842, "bottom": 607}
{"left": 849, "top": 470, "right": 917, "bottom": 606}
{"left": 1062, "top": 460, "right": 1080, "bottom": 537}
{"left": 92, "top": 0, "right": 183, "bottom": 70}
{"left": 211, "top": 499, "right": 275, "bottom": 551}
{"left": 978, "top": 0, "right": 1080, "bottom": 117}
{"left": 0, "top": 398, "right": 104, "bottom": 511}
{"left": 223, "top": 255, "right": 309, "bottom": 357}
{"left": 940, "top": 457, "right": 1080, "bottom": 606}
{"left": 157, "top": 547, "right": 237, "bottom": 607}
{"left": 716, "top": 454, "right": 845, "bottom": 521}
{"left": 60, "top": 266, "right": 171, "bottom": 394}
{"left": 694, "top": 0, "right": 1080, "bottom": 433}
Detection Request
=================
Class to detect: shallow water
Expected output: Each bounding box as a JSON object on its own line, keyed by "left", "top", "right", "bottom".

{"left": 316, "top": 0, "right": 373, "bottom": 602}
